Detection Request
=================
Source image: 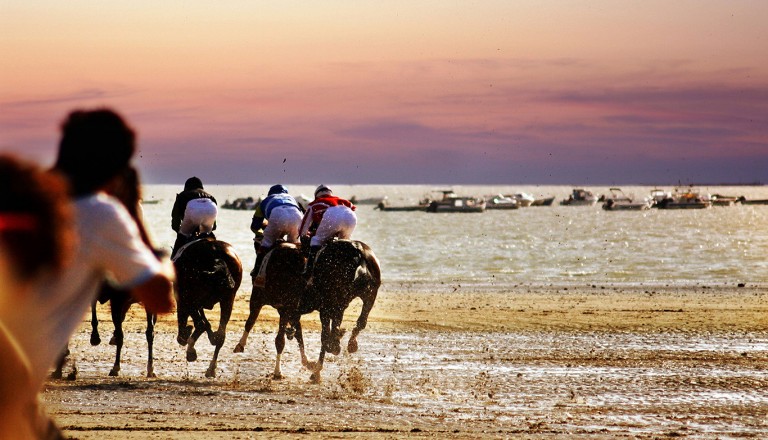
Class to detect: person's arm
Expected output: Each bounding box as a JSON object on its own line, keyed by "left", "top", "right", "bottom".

{"left": 99, "top": 198, "right": 176, "bottom": 314}
{"left": 251, "top": 203, "right": 266, "bottom": 234}
{"left": 0, "top": 321, "right": 33, "bottom": 409}
{"left": 299, "top": 205, "right": 313, "bottom": 237}
{"left": 170, "top": 194, "right": 184, "bottom": 232}
{"left": 130, "top": 269, "right": 174, "bottom": 314}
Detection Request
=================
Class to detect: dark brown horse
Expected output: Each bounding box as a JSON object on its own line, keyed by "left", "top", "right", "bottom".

{"left": 89, "top": 285, "right": 157, "bottom": 377}
{"left": 233, "top": 242, "right": 309, "bottom": 379}
{"left": 303, "top": 239, "right": 380, "bottom": 383}
{"left": 53, "top": 167, "right": 160, "bottom": 380}
{"left": 174, "top": 235, "right": 242, "bottom": 378}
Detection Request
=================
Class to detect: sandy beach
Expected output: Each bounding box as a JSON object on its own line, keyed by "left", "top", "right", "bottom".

{"left": 43, "top": 283, "right": 768, "bottom": 439}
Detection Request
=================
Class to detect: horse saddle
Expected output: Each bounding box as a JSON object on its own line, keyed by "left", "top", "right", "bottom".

{"left": 255, "top": 242, "right": 300, "bottom": 281}
{"left": 171, "top": 233, "right": 215, "bottom": 262}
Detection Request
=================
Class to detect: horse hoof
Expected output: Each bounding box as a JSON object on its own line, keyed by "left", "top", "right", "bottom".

{"left": 348, "top": 339, "right": 359, "bottom": 354}
{"left": 109, "top": 368, "right": 119, "bottom": 377}
{"left": 233, "top": 344, "right": 244, "bottom": 353}
{"left": 147, "top": 371, "right": 157, "bottom": 379}
{"left": 90, "top": 335, "right": 101, "bottom": 346}
{"left": 309, "top": 372, "right": 321, "bottom": 384}
{"left": 50, "top": 371, "right": 63, "bottom": 380}
{"left": 205, "top": 368, "right": 216, "bottom": 378}
{"left": 273, "top": 373, "right": 283, "bottom": 380}
{"left": 187, "top": 351, "right": 197, "bottom": 362}
{"left": 66, "top": 370, "right": 78, "bottom": 381}
{"left": 177, "top": 335, "right": 188, "bottom": 346}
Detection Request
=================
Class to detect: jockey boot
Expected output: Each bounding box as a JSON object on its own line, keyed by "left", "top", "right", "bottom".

{"left": 303, "top": 245, "right": 321, "bottom": 280}
{"left": 251, "top": 246, "right": 269, "bottom": 287}
{"left": 170, "top": 233, "right": 187, "bottom": 259}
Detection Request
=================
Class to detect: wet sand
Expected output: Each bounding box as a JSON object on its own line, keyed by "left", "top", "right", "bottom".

{"left": 43, "top": 284, "right": 768, "bottom": 439}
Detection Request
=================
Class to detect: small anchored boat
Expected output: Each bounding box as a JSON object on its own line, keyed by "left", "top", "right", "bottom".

{"left": 601, "top": 188, "right": 652, "bottom": 211}
{"left": 560, "top": 188, "right": 599, "bottom": 206}
{"left": 426, "top": 190, "right": 486, "bottom": 213}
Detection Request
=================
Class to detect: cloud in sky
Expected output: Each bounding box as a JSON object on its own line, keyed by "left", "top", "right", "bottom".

{"left": 1, "top": 1, "right": 766, "bottom": 184}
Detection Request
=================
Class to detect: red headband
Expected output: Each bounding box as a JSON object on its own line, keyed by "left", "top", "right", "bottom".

{"left": 0, "top": 213, "right": 39, "bottom": 232}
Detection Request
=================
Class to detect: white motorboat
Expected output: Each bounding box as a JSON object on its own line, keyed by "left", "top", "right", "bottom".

{"left": 601, "top": 188, "right": 652, "bottom": 211}
{"left": 560, "top": 188, "right": 599, "bottom": 206}
{"left": 485, "top": 194, "right": 519, "bottom": 210}
{"left": 426, "top": 190, "right": 486, "bottom": 213}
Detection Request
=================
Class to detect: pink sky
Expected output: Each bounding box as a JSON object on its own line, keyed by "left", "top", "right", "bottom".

{"left": 2, "top": 1, "right": 767, "bottom": 184}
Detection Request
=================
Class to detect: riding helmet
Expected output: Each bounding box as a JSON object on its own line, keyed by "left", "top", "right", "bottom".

{"left": 314, "top": 184, "right": 332, "bottom": 198}
{"left": 268, "top": 184, "right": 288, "bottom": 196}
{"left": 184, "top": 176, "right": 204, "bottom": 191}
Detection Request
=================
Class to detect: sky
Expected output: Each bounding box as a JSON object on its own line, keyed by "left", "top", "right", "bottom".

{"left": 1, "top": 1, "right": 767, "bottom": 185}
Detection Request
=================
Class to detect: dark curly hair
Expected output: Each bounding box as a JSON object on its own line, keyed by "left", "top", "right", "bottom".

{"left": 54, "top": 108, "right": 136, "bottom": 196}
{"left": 0, "top": 154, "right": 74, "bottom": 280}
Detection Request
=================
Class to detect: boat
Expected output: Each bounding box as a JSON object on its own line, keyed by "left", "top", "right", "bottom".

{"left": 601, "top": 188, "right": 652, "bottom": 211}
{"left": 426, "top": 190, "right": 486, "bottom": 213}
{"left": 375, "top": 196, "right": 431, "bottom": 212}
{"left": 737, "top": 196, "right": 768, "bottom": 205}
{"left": 350, "top": 196, "right": 386, "bottom": 205}
{"left": 221, "top": 197, "right": 259, "bottom": 210}
{"left": 560, "top": 188, "right": 599, "bottom": 206}
{"left": 485, "top": 194, "right": 519, "bottom": 210}
{"left": 510, "top": 192, "right": 535, "bottom": 207}
{"left": 531, "top": 196, "right": 555, "bottom": 206}
{"left": 656, "top": 187, "right": 712, "bottom": 209}
{"left": 649, "top": 188, "right": 672, "bottom": 208}
{"left": 710, "top": 194, "right": 740, "bottom": 206}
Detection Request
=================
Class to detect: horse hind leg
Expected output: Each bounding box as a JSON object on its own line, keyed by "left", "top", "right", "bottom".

{"left": 146, "top": 311, "right": 157, "bottom": 378}
{"left": 272, "top": 314, "right": 292, "bottom": 379}
{"left": 186, "top": 310, "right": 207, "bottom": 362}
{"left": 292, "top": 319, "right": 309, "bottom": 368}
{"left": 206, "top": 343, "right": 222, "bottom": 378}
{"left": 90, "top": 299, "right": 101, "bottom": 346}
{"left": 234, "top": 301, "right": 263, "bottom": 353}
{"left": 348, "top": 290, "right": 377, "bottom": 354}
{"left": 205, "top": 294, "right": 234, "bottom": 378}
{"left": 51, "top": 346, "right": 71, "bottom": 379}
{"left": 309, "top": 314, "right": 332, "bottom": 383}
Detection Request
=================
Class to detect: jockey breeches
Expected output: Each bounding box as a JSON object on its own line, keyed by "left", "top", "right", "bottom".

{"left": 261, "top": 205, "right": 303, "bottom": 248}
{"left": 179, "top": 198, "right": 218, "bottom": 236}
{"left": 310, "top": 205, "right": 357, "bottom": 247}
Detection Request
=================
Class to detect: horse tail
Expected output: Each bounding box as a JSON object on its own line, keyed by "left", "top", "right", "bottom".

{"left": 351, "top": 241, "right": 381, "bottom": 287}
{"left": 204, "top": 257, "right": 236, "bottom": 290}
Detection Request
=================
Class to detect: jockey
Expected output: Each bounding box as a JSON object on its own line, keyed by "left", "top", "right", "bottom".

{"left": 250, "top": 184, "right": 304, "bottom": 284}
{"left": 170, "top": 176, "right": 218, "bottom": 258}
{"left": 299, "top": 184, "right": 357, "bottom": 277}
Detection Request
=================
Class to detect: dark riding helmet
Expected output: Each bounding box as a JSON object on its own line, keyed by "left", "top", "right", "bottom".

{"left": 184, "top": 176, "right": 204, "bottom": 191}
{"left": 314, "top": 184, "right": 332, "bottom": 198}
{"left": 268, "top": 184, "right": 288, "bottom": 196}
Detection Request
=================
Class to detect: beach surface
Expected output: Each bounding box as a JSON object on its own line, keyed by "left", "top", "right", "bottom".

{"left": 44, "top": 284, "right": 768, "bottom": 439}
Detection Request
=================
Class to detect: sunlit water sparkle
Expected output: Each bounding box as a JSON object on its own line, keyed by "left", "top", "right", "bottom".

{"left": 140, "top": 184, "right": 768, "bottom": 291}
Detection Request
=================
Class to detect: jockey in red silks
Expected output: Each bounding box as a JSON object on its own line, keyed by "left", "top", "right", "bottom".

{"left": 299, "top": 185, "right": 357, "bottom": 277}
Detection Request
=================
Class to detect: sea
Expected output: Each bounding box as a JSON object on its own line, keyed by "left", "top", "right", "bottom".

{"left": 139, "top": 184, "right": 768, "bottom": 291}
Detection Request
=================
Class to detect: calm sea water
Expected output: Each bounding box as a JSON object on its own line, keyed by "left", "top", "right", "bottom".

{"left": 140, "top": 184, "right": 768, "bottom": 290}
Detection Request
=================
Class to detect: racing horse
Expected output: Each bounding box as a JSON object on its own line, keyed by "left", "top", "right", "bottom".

{"left": 173, "top": 235, "right": 242, "bottom": 378}
{"left": 53, "top": 167, "right": 160, "bottom": 380}
{"left": 233, "top": 242, "right": 310, "bottom": 379}
{"left": 89, "top": 284, "right": 157, "bottom": 377}
{"left": 303, "top": 239, "right": 380, "bottom": 383}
